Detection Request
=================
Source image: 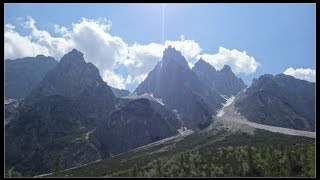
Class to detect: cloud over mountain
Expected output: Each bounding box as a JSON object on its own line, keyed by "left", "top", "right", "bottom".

{"left": 283, "top": 67, "right": 316, "bottom": 82}
{"left": 4, "top": 17, "right": 260, "bottom": 90}
{"left": 5, "top": 23, "right": 50, "bottom": 59}
{"left": 197, "top": 47, "right": 260, "bottom": 75}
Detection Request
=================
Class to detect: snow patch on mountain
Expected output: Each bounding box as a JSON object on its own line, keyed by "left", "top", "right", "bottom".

{"left": 123, "top": 93, "right": 164, "bottom": 106}
{"left": 217, "top": 96, "right": 235, "bottom": 117}
{"left": 4, "top": 98, "right": 21, "bottom": 107}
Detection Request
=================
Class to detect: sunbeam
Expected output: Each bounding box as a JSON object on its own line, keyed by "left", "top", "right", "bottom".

{"left": 161, "top": 3, "right": 166, "bottom": 44}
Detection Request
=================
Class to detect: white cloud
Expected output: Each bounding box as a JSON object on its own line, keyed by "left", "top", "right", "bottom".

{"left": 54, "top": 24, "right": 68, "bottom": 35}
{"left": 283, "top": 67, "right": 315, "bottom": 82}
{"left": 102, "top": 70, "right": 126, "bottom": 89}
{"left": 133, "top": 74, "right": 148, "bottom": 84}
{"left": 188, "top": 62, "right": 194, "bottom": 69}
{"left": 69, "top": 18, "right": 127, "bottom": 71}
{"left": 4, "top": 24, "right": 15, "bottom": 30}
{"left": 180, "top": 35, "right": 185, "bottom": 41}
{"left": 4, "top": 23, "right": 50, "bottom": 59}
{"left": 23, "top": 17, "right": 73, "bottom": 59}
{"left": 125, "top": 75, "right": 133, "bottom": 84}
{"left": 123, "top": 43, "right": 164, "bottom": 84}
{"left": 165, "top": 37, "right": 202, "bottom": 63}
{"left": 197, "top": 46, "right": 259, "bottom": 74}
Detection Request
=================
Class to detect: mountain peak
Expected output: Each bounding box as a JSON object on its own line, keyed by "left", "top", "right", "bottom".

{"left": 70, "top": 48, "right": 83, "bottom": 56}
{"left": 221, "top": 64, "right": 232, "bottom": 72}
{"left": 192, "top": 61, "right": 247, "bottom": 97}
{"left": 275, "top": 73, "right": 295, "bottom": 80}
{"left": 28, "top": 49, "right": 116, "bottom": 101}
{"left": 60, "top": 49, "right": 85, "bottom": 65}
{"left": 193, "top": 58, "right": 217, "bottom": 73}
{"left": 163, "top": 45, "right": 181, "bottom": 57}
{"left": 259, "top": 74, "right": 274, "bottom": 81}
{"left": 35, "top": 55, "right": 56, "bottom": 62}
{"left": 162, "top": 46, "right": 188, "bottom": 69}
{"left": 36, "top": 54, "right": 47, "bottom": 58}
{"left": 135, "top": 46, "right": 226, "bottom": 130}
{"left": 166, "top": 45, "right": 174, "bottom": 51}
{"left": 198, "top": 57, "right": 205, "bottom": 62}
{"left": 196, "top": 58, "right": 206, "bottom": 65}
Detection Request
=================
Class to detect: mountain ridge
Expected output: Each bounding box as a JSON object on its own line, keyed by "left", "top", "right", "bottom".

{"left": 135, "top": 46, "right": 225, "bottom": 130}
{"left": 5, "top": 55, "right": 58, "bottom": 99}
{"left": 234, "top": 73, "right": 315, "bottom": 131}
{"left": 192, "top": 59, "right": 247, "bottom": 97}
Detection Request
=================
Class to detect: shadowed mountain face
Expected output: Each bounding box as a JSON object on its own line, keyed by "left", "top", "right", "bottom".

{"left": 5, "top": 49, "right": 117, "bottom": 175}
{"left": 93, "top": 98, "right": 181, "bottom": 158}
{"left": 192, "top": 59, "right": 247, "bottom": 97}
{"left": 234, "top": 74, "right": 315, "bottom": 132}
{"left": 5, "top": 55, "right": 58, "bottom": 99}
{"left": 24, "top": 49, "right": 116, "bottom": 125}
{"left": 135, "top": 46, "right": 225, "bottom": 130}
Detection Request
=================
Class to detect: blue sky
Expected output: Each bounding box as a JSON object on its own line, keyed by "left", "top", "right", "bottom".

{"left": 4, "top": 3, "right": 316, "bottom": 91}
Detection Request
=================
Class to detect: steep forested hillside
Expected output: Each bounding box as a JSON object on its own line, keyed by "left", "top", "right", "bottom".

{"left": 44, "top": 129, "right": 315, "bottom": 177}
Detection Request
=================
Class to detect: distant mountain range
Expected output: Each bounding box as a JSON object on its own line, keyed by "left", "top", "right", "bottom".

{"left": 4, "top": 47, "right": 315, "bottom": 177}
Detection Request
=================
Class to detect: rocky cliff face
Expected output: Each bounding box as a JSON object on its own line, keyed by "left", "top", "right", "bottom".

{"left": 5, "top": 49, "right": 116, "bottom": 176}
{"left": 234, "top": 73, "right": 315, "bottom": 131}
{"left": 94, "top": 98, "right": 181, "bottom": 157}
{"left": 135, "top": 46, "right": 225, "bottom": 130}
{"left": 192, "top": 59, "right": 247, "bottom": 97}
{"left": 24, "top": 49, "right": 116, "bottom": 126}
{"left": 5, "top": 55, "right": 58, "bottom": 99}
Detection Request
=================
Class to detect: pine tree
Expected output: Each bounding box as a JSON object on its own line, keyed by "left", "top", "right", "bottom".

{"left": 155, "top": 159, "right": 163, "bottom": 177}
{"left": 280, "top": 147, "right": 290, "bottom": 177}
{"left": 247, "top": 146, "right": 253, "bottom": 176}
{"left": 264, "top": 147, "right": 273, "bottom": 176}
{"left": 306, "top": 144, "right": 315, "bottom": 177}
{"left": 286, "top": 147, "right": 293, "bottom": 176}
{"left": 132, "top": 165, "right": 138, "bottom": 177}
